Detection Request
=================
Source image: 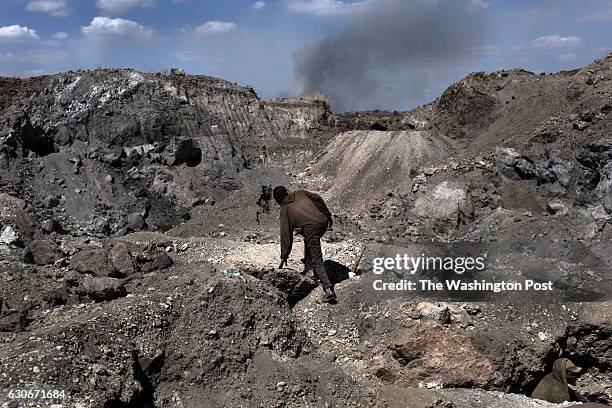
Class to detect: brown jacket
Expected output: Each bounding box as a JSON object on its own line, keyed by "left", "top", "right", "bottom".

{"left": 279, "top": 190, "right": 332, "bottom": 260}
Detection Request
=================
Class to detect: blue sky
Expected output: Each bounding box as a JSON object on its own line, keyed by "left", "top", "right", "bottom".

{"left": 1, "top": 0, "right": 611, "bottom": 111}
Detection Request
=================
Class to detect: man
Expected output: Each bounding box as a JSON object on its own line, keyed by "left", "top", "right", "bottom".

{"left": 273, "top": 186, "right": 336, "bottom": 302}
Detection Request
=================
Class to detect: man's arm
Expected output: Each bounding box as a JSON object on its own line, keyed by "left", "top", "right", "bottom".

{"left": 305, "top": 191, "right": 333, "bottom": 227}
{"left": 279, "top": 207, "right": 293, "bottom": 265}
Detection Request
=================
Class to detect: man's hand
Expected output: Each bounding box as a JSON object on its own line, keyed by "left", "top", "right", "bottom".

{"left": 278, "top": 259, "right": 287, "bottom": 269}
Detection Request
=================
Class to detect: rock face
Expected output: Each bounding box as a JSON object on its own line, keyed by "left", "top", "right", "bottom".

{"left": 0, "top": 70, "right": 330, "bottom": 235}
{"left": 389, "top": 320, "right": 500, "bottom": 388}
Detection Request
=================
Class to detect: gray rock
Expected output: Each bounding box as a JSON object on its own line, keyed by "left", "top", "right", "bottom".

{"left": 402, "top": 115, "right": 429, "bottom": 130}
{"left": 495, "top": 147, "right": 536, "bottom": 180}
{"left": 573, "top": 120, "right": 590, "bottom": 130}
{"left": 448, "top": 304, "right": 474, "bottom": 328}
{"left": 41, "top": 218, "right": 59, "bottom": 233}
{"left": 126, "top": 213, "right": 145, "bottom": 231}
{"left": 95, "top": 219, "right": 111, "bottom": 236}
{"left": 547, "top": 201, "right": 569, "bottom": 216}
{"left": 416, "top": 302, "right": 451, "bottom": 324}
{"left": 0, "top": 226, "right": 19, "bottom": 245}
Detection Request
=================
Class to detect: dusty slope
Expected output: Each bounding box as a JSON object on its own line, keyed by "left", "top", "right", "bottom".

{"left": 311, "top": 130, "right": 453, "bottom": 208}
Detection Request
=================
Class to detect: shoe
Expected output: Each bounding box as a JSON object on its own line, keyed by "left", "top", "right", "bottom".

{"left": 322, "top": 287, "right": 337, "bottom": 303}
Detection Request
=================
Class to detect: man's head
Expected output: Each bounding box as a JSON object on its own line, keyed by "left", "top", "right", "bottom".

{"left": 273, "top": 186, "right": 288, "bottom": 205}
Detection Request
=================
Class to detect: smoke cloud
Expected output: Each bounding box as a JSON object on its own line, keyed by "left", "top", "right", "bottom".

{"left": 293, "top": 0, "right": 486, "bottom": 112}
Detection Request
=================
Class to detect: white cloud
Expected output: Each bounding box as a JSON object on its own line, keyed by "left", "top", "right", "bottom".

{"left": 0, "top": 25, "right": 40, "bottom": 42}
{"left": 283, "top": 0, "right": 367, "bottom": 16}
{"left": 96, "top": 0, "right": 154, "bottom": 15}
{"left": 252, "top": 1, "right": 266, "bottom": 10}
{"left": 26, "top": 0, "right": 70, "bottom": 17}
{"left": 82, "top": 17, "right": 154, "bottom": 40}
{"left": 52, "top": 31, "right": 69, "bottom": 40}
{"left": 529, "top": 35, "right": 581, "bottom": 49}
{"left": 194, "top": 21, "right": 237, "bottom": 35}
{"left": 467, "top": 0, "right": 490, "bottom": 12}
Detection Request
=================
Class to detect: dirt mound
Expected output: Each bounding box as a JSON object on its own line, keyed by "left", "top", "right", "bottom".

{"left": 410, "top": 53, "right": 612, "bottom": 156}
{"left": 312, "top": 130, "right": 453, "bottom": 207}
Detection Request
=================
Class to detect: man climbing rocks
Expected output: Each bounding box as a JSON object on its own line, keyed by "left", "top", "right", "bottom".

{"left": 273, "top": 186, "right": 336, "bottom": 302}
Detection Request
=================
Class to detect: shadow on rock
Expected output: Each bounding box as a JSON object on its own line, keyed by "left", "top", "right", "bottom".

{"left": 324, "top": 259, "right": 350, "bottom": 285}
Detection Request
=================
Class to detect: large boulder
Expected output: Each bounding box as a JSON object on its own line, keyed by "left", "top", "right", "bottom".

{"left": 495, "top": 147, "right": 537, "bottom": 180}
{"left": 139, "top": 252, "right": 173, "bottom": 272}
{"left": 109, "top": 242, "right": 136, "bottom": 276}
{"left": 414, "top": 182, "right": 472, "bottom": 221}
{"left": 387, "top": 320, "right": 500, "bottom": 388}
{"left": 28, "top": 239, "right": 62, "bottom": 265}
{"left": 70, "top": 248, "right": 116, "bottom": 277}
{"left": 0, "top": 310, "right": 30, "bottom": 332}
{"left": 76, "top": 276, "right": 127, "bottom": 302}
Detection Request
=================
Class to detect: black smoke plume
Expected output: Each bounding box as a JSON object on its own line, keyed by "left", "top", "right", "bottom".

{"left": 293, "top": 0, "right": 486, "bottom": 112}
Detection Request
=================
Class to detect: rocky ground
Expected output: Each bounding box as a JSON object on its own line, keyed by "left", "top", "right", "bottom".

{"left": 0, "top": 55, "right": 611, "bottom": 407}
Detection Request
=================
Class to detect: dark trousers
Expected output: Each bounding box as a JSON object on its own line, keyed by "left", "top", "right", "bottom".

{"left": 302, "top": 223, "right": 331, "bottom": 289}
